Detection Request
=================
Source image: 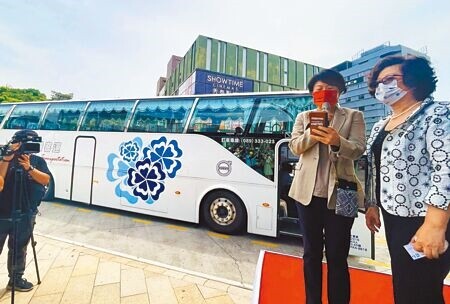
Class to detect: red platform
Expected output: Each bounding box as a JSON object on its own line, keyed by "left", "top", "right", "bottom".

{"left": 252, "top": 250, "right": 450, "bottom": 304}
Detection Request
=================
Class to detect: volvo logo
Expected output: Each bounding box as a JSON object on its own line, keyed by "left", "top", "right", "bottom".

{"left": 216, "top": 160, "right": 232, "bottom": 176}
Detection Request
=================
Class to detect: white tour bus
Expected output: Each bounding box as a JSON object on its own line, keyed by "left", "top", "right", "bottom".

{"left": 0, "top": 92, "right": 372, "bottom": 257}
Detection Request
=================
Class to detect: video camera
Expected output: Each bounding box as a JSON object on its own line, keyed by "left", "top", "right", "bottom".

{"left": 0, "top": 131, "right": 42, "bottom": 157}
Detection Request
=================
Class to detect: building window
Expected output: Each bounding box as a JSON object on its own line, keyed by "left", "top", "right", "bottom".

{"left": 191, "top": 43, "right": 196, "bottom": 72}
{"left": 283, "top": 58, "right": 288, "bottom": 86}
{"left": 222, "top": 42, "right": 227, "bottom": 73}
{"left": 263, "top": 53, "right": 268, "bottom": 82}
{"left": 206, "top": 38, "right": 212, "bottom": 70}
{"left": 294, "top": 62, "right": 297, "bottom": 87}
{"left": 235, "top": 46, "right": 239, "bottom": 75}
{"left": 217, "top": 43, "right": 221, "bottom": 72}
{"left": 359, "top": 94, "right": 365, "bottom": 100}
{"left": 242, "top": 48, "right": 247, "bottom": 78}
{"left": 303, "top": 64, "right": 307, "bottom": 89}
{"left": 256, "top": 52, "right": 260, "bottom": 81}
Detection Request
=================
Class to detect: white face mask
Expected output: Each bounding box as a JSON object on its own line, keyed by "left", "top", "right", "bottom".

{"left": 375, "top": 79, "right": 407, "bottom": 106}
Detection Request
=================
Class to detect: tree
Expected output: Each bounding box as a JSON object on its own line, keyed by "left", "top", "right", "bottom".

{"left": 0, "top": 86, "right": 47, "bottom": 102}
{"left": 50, "top": 91, "right": 73, "bottom": 101}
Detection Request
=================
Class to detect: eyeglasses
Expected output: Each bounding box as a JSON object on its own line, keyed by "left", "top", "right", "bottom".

{"left": 376, "top": 74, "right": 403, "bottom": 85}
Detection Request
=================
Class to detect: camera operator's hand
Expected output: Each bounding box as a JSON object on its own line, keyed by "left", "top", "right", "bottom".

{"left": 18, "top": 154, "right": 32, "bottom": 171}
{"left": 18, "top": 154, "right": 50, "bottom": 186}
{"left": 0, "top": 142, "right": 19, "bottom": 163}
{"left": 1, "top": 154, "right": 14, "bottom": 162}
{"left": 0, "top": 150, "right": 14, "bottom": 191}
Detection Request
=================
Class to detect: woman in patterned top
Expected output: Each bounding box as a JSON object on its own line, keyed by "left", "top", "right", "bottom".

{"left": 365, "top": 55, "right": 449, "bottom": 304}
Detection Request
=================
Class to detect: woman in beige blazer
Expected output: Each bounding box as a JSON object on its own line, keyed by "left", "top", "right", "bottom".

{"left": 288, "top": 69, "right": 366, "bottom": 304}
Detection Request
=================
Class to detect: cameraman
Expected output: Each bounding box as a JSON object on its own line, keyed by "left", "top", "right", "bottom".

{"left": 0, "top": 129, "right": 50, "bottom": 292}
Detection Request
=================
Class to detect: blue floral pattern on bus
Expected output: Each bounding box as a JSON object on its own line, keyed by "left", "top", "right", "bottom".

{"left": 120, "top": 141, "right": 140, "bottom": 162}
{"left": 106, "top": 136, "right": 183, "bottom": 204}
{"left": 143, "top": 137, "right": 182, "bottom": 178}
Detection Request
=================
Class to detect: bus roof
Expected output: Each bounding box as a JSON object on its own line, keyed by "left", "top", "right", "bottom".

{"left": 1, "top": 90, "right": 311, "bottom": 105}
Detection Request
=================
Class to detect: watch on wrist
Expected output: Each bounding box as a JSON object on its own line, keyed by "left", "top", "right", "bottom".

{"left": 27, "top": 165, "right": 35, "bottom": 172}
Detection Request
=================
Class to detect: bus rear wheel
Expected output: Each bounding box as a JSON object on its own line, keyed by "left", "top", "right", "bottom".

{"left": 202, "top": 190, "right": 247, "bottom": 235}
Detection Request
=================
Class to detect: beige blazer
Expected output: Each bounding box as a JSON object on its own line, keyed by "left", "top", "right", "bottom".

{"left": 288, "top": 106, "right": 366, "bottom": 209}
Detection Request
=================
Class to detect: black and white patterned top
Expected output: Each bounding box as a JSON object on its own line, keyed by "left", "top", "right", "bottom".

{"left": 371, "top": 127, "right": 389, "bottom": 206}
{"left": 365, "top": 100, "right": 450, "bottom": 217}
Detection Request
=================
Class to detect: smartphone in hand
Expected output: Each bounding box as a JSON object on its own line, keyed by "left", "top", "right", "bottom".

{"left": 309, "top": 111, "right": 329, "bottom": 130}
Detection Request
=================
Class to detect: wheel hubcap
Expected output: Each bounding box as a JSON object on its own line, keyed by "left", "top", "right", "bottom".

{"left": 210, "top": 198, "right": 236, "bottom": 226}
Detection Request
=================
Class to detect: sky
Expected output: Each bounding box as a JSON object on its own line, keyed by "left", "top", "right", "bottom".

{"left": 1, "top": 0, "right": 449, "bottom": 100}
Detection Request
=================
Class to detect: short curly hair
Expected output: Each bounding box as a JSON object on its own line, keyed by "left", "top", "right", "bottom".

{"left": 307, "top": 69, "right": 346, "bottom": 94}
{"left": 367, "top": 55, "right": 437, "bottom": 101}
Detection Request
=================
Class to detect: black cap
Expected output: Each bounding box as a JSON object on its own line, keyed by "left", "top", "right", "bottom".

{"left": 12, "top": 129, "right": 39, "bottom": 142}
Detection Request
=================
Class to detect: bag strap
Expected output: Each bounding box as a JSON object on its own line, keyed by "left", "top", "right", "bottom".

{"left": 331, "top": 157, "right": 340, "bottom": 185}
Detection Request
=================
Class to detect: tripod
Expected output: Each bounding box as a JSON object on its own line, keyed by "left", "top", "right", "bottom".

{"left": 2, "top": 160, "right": 41, "bottom": 304}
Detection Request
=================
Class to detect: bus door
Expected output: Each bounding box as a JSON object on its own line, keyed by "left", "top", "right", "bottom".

{"left": 276, "top": 139, "right": 302, "bottom": 236}
{"left": 71, "top": 136, "right": 96, "bottom": 204}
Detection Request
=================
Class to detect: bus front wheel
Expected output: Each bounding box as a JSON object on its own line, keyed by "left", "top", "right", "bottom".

{"left": 202, "top": 190, "right": 247, "bottom": 235}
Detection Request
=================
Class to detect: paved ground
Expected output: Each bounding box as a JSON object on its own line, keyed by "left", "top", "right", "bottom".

{"left": 33, "top": 200, "right": 301, "bottom": 287}
{"left": 0, "top": 200, "right": 448, "bottom": 303}
{"left": 0, "top": 234, "right": 251, "bottom": 304}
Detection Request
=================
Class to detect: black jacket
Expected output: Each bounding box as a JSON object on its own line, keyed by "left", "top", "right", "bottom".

{"left": 0, "top": 154, "right": 50, "bottom": 217}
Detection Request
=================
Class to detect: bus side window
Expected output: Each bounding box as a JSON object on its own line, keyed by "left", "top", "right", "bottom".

{"left": 80, "top": 101, "right": 134, "bottom": 132}
{"left": 247, "top": 96, "right": 313, "bottom": 135}
{"left": 188, "top": 97, "right": 254, "bottom": 133}
{"left": 250, "top": 110, "right": 288, "bottom": 134}
{"left": 41, "top": 102, "right": 86, "bottom": 131}
{"left": 98, "top": 110, "right": 126, "bottom": 131}
{"left": 0, "top": 104, "right": 13, "bottom": 127}
{"left": 59, "top": 110, "right": 81, "bottom": 130}
{"left": 42, "top": 119, "right": 59, "bottom": 130}
{"left": 129, "top": 99, "right": 194, "bottom": 133}
{"left": 249, "top": 98, "right": 296, "bottom": 135}
{"left": 80, "top": 113, "right": 98, "bottom": 131}
{"left": 7, "top": 117, "right": 27, "bottom": 129}
{"left": 129, "top": 108, "right": 154, "bottom": 132}
{"left": 26, "top": 122, "right": 39, "bottom": 129}
{"left": 3, "top": 104, "right": 47, "bottom": 130}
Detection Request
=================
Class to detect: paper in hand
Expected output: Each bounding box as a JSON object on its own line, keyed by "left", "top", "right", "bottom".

{"left": 403, "top": 243, "right": 426, "bottom": 260}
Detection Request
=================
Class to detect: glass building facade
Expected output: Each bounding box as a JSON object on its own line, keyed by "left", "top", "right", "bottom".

{"left": 161, "top": 35, "right": 322, "bottom": 96}
{"left": 333, "top": 43, "right": 428, "bottom": 135}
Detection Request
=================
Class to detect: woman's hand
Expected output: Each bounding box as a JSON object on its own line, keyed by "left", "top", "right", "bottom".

{"left": 412, "top": 222, "right": 448, "bottom": 259}
{"left": 310, "top": 126, "right": 341, "bottom": 146}
{"left": 365, "top": 206, "right": 381, "bottom": 233}
{"left": 412, "top": 206, "right": 450, "bottom": 259}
